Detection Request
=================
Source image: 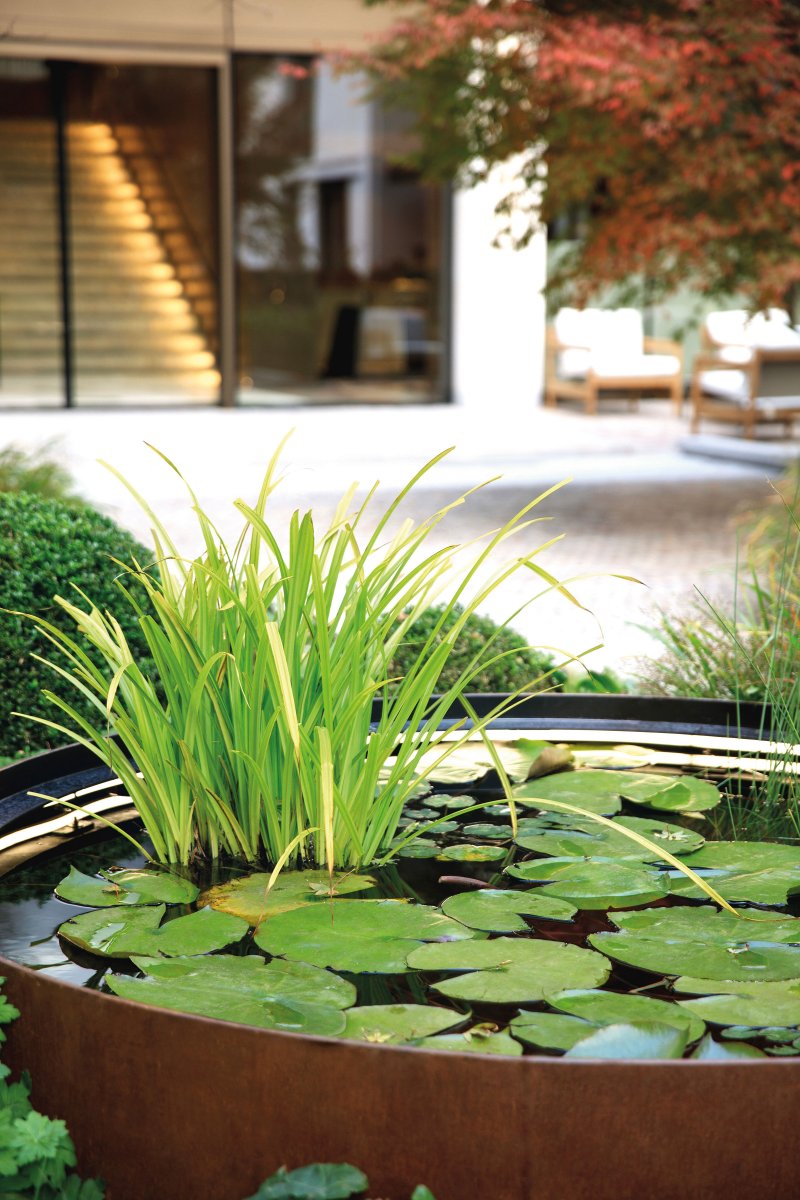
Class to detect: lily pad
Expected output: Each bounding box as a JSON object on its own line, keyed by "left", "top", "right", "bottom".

{"left": 506, "top": 858, "right": 669, "bottom": 909}
{"left": 442, "top": 888, "right": 576, "bottom": 931}
{"left": 514, "top": 815, "right": 704, "bottom": 862}
{"left": 435, "top": 843, "right": 507, "bottom": 863}
{"left": 674, "top": 979, "right": 800, "bottom": 1028}
{"left": 564, "top": 1020, "right": 689, "bottom": 1060}
{"left": 204, "top": 870, "right": 376, "bottom": 924}
{"left": 55, "top": 865, "right": 199, "bottom": 907}
{"left": 591, "top": 906, "right": 800, "bottom": 981}
{"left": 410, "top": 740, "right": 572, "bottom": 786}
{"left": 509, "top": 1010, "right": 596, "bottom": 1051}
{"left": 407, "top": 936, "right": 610, "bottom": 1003}
{"left": 511, "top": 771, "right": 622, "bottom": 816}
{"left": 341, "top": 1004, "right": 463, "bottom": 1045}
{"left": 571, "top": 745, "right": 657, "bottom": 769}
{"left": 461, "top": 823, "right": 515, "bottom": 840}
{"left": 255, "top": 899, "right": 474, "bottom": 974}
{"left": 547, "top": 988, "right": 705, "bottom": 1043}
{"left": 419, "top": 1030, "right": 523, "bottom": 1056}
{"left": 59, "top": 904, "right": 248, "bottom": 959}
{"left": 107, "top": 955, "right": 352, "bottom": 1036}
{"left": 59, "top": 904, "right": 164, "bottom": 958}
{"left": 424, "top": 795, "right": 477, "bottom": 812}
{"left": 514, "top": 769, "right": 720, "bottom": 818}
{"left": 691, "top": 1034, "right": 765, "bottom": 1060}
{"left": 667, "top": 842, "right": 800, "bottom": 906}
{"left": 395, "top": 840, "right": 441, "bottom": 859}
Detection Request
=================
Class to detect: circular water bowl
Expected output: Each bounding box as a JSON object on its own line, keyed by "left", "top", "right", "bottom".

{"left": 0, "top": 695, "right": 798, "bottom": 1200}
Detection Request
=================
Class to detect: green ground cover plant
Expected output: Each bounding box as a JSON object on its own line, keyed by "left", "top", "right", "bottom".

{"left": 0, "top": 981, "right": 103, "bottom": 1199}
{"left": 244, "top": 1163, "right": 434, "bottom": 1199}
{"left": 0, "top": 493, "right": 153, "bottom": 760}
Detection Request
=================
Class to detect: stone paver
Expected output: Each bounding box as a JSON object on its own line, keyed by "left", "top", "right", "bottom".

{"left": 0, "top": 399, "right": 783, "bottom": 679}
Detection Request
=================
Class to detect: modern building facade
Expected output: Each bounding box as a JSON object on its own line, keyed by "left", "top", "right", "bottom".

{"left": 0, "top": 1, "right": 544, "bottom": 412}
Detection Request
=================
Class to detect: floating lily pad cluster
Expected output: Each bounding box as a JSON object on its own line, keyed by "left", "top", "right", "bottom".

{"left": 44, "top": 740, "right": 800, "bottom": 1059}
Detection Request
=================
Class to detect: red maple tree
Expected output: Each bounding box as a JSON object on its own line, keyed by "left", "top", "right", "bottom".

{"left": 354, "top": 0, "right": 800, "bottom": 310}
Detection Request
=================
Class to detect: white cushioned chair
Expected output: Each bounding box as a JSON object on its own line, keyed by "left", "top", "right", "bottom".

{"left": 544, "top": 307, "right": 683, "bottom": 415}
{"left": 690, "top": 346, "right": 800, "bottom": 438}
{"left": 701, "top": 308, "right": 800, "bottom": 364}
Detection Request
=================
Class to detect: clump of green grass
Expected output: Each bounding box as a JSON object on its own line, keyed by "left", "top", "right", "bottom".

{"left": 18, "top": 440, "right": 594, "bottom": 871}
{"left": 0, "top": 443, "right": 78, "bottom": 503}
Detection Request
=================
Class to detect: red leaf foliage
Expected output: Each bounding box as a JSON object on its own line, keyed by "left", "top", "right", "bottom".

{"left": 352, "top": 0, "right": 800, "bottom": 309}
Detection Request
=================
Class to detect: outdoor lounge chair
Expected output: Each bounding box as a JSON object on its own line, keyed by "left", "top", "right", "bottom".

{"left": 544, "top": 307, "right": 683, "bottom": 415}
{"left": 701, "top": 308, "right": 797, "bottom": 362}
{"left": 690, "top": 347, "right": 800, "bottom": 438}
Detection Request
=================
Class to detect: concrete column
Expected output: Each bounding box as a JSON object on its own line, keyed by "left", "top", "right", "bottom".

{"left": 451, "top": 162, "right": 547, "bottom": 414}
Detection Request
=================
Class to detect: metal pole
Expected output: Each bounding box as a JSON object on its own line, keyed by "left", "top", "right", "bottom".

{"left": 51, "top": 61, "right": 74, "bottom": 409}
{"left": 216, "top": 53, "right": 237, "bottom": 408}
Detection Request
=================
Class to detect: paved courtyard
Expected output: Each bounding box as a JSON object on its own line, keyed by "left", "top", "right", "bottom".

{"left": 0, "top": 398, "right": 785, "bottom": 680}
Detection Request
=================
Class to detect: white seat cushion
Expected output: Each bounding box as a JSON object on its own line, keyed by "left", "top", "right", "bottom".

{"left": 590, "top": 353, "right": 680, "bottom": 380}
{"left": 698, "top": 369, "right": 749, "bottom": 403}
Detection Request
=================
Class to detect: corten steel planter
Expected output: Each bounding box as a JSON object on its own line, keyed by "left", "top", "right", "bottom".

{"left": 0, "top": 695, "right": 798, "bottom": 1200}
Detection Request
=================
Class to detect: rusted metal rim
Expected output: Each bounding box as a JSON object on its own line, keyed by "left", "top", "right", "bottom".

{"left": 3, "top": 954, "right": 800, "bottom": 1200}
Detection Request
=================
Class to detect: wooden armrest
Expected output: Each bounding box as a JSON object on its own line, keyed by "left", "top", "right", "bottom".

{"left": 692, "top": 352, "right": 756, "bottom": 376}
{"left": 644, "top": 336, "right": 681, "bottom": 358}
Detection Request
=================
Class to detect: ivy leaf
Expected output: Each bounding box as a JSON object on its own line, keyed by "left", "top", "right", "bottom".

{"left": 247, "top": 1162, "right": 369, "bottom": 1199}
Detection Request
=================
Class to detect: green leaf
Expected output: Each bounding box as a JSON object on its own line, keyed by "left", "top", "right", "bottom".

{"left": 204, "top": 870, "right": 376, "bottom": 924}
{"left": 666, "top": 842, "right": 800, "bottom": 906}
{"left": 247, "top": 1162, "right": 369, "bottom": 1200}
{"left": 411, "top": 739, "right": 571, "bottom": 786}
{"left": 591, "top": 906, "right": 800, "bottom": 981}
{"left": 506, "top": 857, "right": 669, "bottom": 908}
{"left": 107, "top": 955, "right": 353, "bottom": 1035}
{"left": 59, "top": 905, "right": 248, "bottom": 959}
{"left": 461, "top": 823, "right": 514, "bottom": 840}
{"left": 674, "top": 979, "right": 800, "bottom": 1028}
{"left": 442, "top": 888, "right": 575, "bottom": 931}
{"left": 564, "top": 1020, "right": 689, "bottom": 1059}
{"left": 55, "top": 865, "right": 199, "bottom": 907}
{"left": 341, "top": 1004, "right": 464, "bottom": 1045}
{"left": 513, "top": 769, "right": 721, "bottom": 817}
{"left": 255, "top": 899, "right": 474, "bottom": 974}
{"left": 435, "top": 844, "right": 507, "bottom": 862}
{"left": 546, "top": 988, "right": 705, "bottom": 1042}
{"left": 514, "top": 815, "right": 704, "bottom": 861}
{"left": 691, "top": 1034, "right": 765, "bottom": 1060}
{"left": 509, "top": 1010, "right": 596, "bottom": 1051}
{"left": 511, "top": 770, "right": 622, "bottom": 816}
{"left": 408, "top": 936, "right": 610, "bottom": 1003}
{"left": 396, "top": 840, "right": 442, "bottom": 859}
{"left": 419, "top": 1029, "right": 523, "bottom": 1056}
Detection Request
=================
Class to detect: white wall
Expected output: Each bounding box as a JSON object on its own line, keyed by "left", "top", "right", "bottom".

{"left": 452, "top": 166, "right": 547, "bottom": 413}
{"left": 0, "top": 0, "right": 395, "bottom": 54}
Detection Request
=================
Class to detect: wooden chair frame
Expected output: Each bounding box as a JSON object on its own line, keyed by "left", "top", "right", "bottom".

{"left": 544, "top": 327, "right": 684, "bottom": 416}
{"left": 690, "top": 348, "right": 800, "bottom": 439}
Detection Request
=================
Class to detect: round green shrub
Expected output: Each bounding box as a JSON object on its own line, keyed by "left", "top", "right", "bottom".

{"left": 0, "top": 493, "right": 153, "bottom": 758}
{"left": 389, "top": 604, "right": 566, "bottom": 695}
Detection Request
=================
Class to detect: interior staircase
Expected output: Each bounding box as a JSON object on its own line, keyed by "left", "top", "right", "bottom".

{"left": 0, "top": 118, "right": 220, "bottom": 405}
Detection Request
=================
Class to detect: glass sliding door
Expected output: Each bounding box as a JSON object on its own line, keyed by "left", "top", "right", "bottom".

{"left": 0, "top": 59, "right": 64, "bottom": 408}
{"left": 234, "top": 57, "right": 448, "bottom": 405}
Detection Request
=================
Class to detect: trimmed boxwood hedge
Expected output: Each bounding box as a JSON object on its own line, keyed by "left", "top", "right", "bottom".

{"left": 0, "top": 493, "right": 153, "bottom": 758}
{"left": 388, "top": 604, "right": 566, "bottom": 696}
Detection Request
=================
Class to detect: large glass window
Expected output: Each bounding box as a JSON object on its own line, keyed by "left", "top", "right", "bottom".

{"left": 0, "top": 59, "right": 64, "bottom": 408}
{"left": 234, "top": 57, "right": 448, "bottom": 405}
{"left": 0, "top": 58, "right": 220, "bottom": 409}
